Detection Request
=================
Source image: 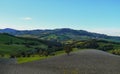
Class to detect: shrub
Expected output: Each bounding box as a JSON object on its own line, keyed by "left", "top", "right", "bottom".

{"left": 110, "top": 49, "right": 120, "bottom": 55}
{"left": 98, "top": 44, "right": 113, "bottom": 51}
{"left": 83, "top": 39, "right": 99, "bottom": 49}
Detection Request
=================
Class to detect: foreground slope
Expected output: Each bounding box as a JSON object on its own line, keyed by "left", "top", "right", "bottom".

{"left": 0, "top": 49, "right": 120, "bottom": 74}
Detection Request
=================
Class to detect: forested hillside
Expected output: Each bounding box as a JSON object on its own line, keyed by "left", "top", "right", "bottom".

{"left": 0, "top": 28, "right": 120, "bottom": 42}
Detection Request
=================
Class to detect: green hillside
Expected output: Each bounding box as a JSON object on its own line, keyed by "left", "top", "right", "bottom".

{"left": 1, "top": 28, "right": 120, "bottom": 42}
{"left": 70, "top": 39, "right": 120, "bottom": 55}
{"left": 0, "top": 33, "right": 62, "bottom": 57}
{"left": 0, "top": 33, "right": 120, "bottom": 64}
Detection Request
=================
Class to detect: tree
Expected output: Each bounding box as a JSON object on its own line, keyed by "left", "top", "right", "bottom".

{"left": 10, "top": 54, "right": 16, "bottom": 58}
{"left": 83, "top": 39, "right": 99, "bottom": 49}
{"left": 21, "top": 52, "right": 26, "bottom": 57}
{"left": 0, "top": 54, "right": 5, "bottom": 57}
{"left": 98, "top": 44, "right": 113, "bottom": 51}
{"left": 110, "top": 49, "right": 120, "bottom": 55}
{"left": 25, "top": 43, "right": 31, "bottom": 48}
{"left": 43, "top": 50, "right": 49, "bottom": 57}
{"left": 64, "top": 45, "right": 73, "bottom": 56}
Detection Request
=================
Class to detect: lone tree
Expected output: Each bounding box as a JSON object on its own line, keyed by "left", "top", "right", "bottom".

{"left": 64, "top": 44, "right": 73, "bottom": 56}
{"left": 43, "top": 50, "right": 49, "bottom": 57}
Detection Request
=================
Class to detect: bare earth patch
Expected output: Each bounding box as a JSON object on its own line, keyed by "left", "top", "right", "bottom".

{"left": 0, "top": 49, "right": 120, "bottom": 74}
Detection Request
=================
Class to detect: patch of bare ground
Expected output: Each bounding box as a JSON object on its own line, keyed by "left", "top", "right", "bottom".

{"left": 0, "top": 49, "right": 120, "bottom": 74}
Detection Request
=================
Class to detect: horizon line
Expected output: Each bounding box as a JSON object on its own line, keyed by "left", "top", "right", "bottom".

{"left": 0, "top": 27, "right": 120, "bottom": 37}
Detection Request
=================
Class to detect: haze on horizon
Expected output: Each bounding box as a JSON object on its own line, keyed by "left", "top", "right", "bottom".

{"left": 0, "top": 0, "right": 120, "bottom": 36}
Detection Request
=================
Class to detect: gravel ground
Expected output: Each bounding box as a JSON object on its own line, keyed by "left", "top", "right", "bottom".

{"left": 0, "top": 49, "right": 120, "bottom": 74}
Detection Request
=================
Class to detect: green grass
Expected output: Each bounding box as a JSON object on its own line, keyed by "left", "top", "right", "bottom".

{"left": 0, "top": 33, "right": 48, "bottom": 55}
{"left": 0, "top": 44, "right": 31, "bottom": 54}
{"left": 17, "top": 55, "right": 49, "bottom": 64}
{"left": 17, "top": 48, "right": 79, "bottom": 64}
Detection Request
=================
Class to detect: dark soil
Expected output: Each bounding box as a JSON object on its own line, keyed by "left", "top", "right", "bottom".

{"left": 0, "top": 49, "right": 120, "bottom": 74}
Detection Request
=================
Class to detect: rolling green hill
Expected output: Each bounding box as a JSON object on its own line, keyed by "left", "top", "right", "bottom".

{"left": 0, "top": 33, "right": 62, "bottom": 57}
{"left": 0, "top": 33, "right": 120, "bottom": 64}
{"left": 0, "top": 28, "right": 120, "bottom": 42}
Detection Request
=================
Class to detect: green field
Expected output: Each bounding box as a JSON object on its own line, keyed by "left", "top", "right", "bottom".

{"left": 17, "top": 48, "right": 79, "bottom": 64}
{"left": 0, "top": 33, "right": 54, "bottom": 56}
{"left": 0, "top": 33, "right": 120, "bottom": 64}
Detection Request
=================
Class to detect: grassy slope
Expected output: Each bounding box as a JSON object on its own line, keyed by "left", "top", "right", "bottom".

{"left": 0, "top": 44, "right": 31, "bottom": 54}
{"left": 17, "top": 39, "right": 120, "bottom": 64}
{"left": 2, "top": 49, "right": 119, "bottom": 74}
{"left": 0, "top": 33, "right": 120, "bottom": 64}
{"left": 17, "top": 48, "right": 78, "bottom": 64}
{"left": 0, "top": 34, "right": 47, "bottom": 55}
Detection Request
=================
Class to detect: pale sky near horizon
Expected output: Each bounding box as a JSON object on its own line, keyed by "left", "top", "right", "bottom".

{"left": 0, "top": 0, "right": 120, "bottom": 36}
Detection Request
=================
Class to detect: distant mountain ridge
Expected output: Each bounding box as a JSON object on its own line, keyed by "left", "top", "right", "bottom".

{"left": 0, "top": 28, "right": 120, "bottom": 42}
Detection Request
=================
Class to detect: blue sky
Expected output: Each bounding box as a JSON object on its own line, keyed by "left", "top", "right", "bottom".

{"left": 0, "top": 0, "right": 120, "bottom": 36}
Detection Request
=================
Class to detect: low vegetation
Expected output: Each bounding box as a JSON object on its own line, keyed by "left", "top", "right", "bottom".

{"left": 0, "top": 33, "right": 120, "bottom": 64}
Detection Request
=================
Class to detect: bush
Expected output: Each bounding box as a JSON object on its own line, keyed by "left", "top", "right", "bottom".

{"left": 110, "top": 49, "right": 120, "bottom": 55}
{"left": 10, "top": 55, "right": 16, "bottom": 58}
{"left": 0, "top": 54, "right": 5, "bottom": 57}
{"left": 98, "top": 44, "right": 113, "bottom": 51}
{"left": 83, "top": 40, "right": 99, "bottom": 49}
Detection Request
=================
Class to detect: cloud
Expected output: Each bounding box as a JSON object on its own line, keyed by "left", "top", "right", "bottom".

{"left": 22, "top": 17, "right": 32, "bottom": 21}
{"left": 88, "top": 28, "right": 120, "bottom": 36}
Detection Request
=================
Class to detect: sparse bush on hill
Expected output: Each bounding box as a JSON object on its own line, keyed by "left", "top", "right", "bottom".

{"left": 75, "top": 39, "right": 99, "bottom": 49}
{"left": 110, "top": 49, "right": 120, "bottom": 55}
{"left": 98, "top": 44, "right": 113, "bottom": 51}
{"left": 10, "top": 54, "right": 16, "bottom": 58}
{"left": 43, "top": 50, "right": 49, "bottom": 57}
{"left": 83, "top": 39, "right": 99, "bottom": 49}
{"left": 0, "top": 54, "right": 5, "bottom": 58}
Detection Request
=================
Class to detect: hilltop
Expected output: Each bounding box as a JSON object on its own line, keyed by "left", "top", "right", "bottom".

{"left": 0, "top": 28, "right": 120, "bottom": 42}
{"left": 0, "top": 49, "right": 120, "bottom": 74}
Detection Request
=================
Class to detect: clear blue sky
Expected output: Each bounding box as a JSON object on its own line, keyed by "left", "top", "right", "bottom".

{"left": 0, "top": 0, "right": 120, "bottom": 36}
